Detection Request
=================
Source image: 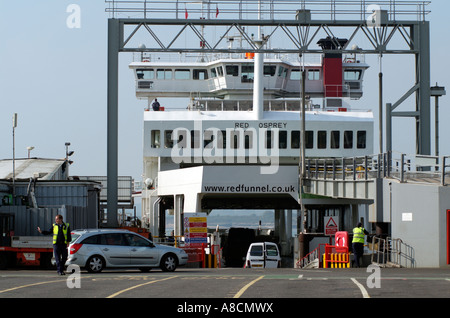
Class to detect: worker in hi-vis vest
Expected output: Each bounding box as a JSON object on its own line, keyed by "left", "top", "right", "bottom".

{"left": 38, "top": 214, "right": 71, "bottom": 275}
{"left": 352, "top": 222, "right": 369, "bottom": 268}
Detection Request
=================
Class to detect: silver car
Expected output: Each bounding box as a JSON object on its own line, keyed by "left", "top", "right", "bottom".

{"left": 66, "top": 229, "right": 188, "bottom": 273}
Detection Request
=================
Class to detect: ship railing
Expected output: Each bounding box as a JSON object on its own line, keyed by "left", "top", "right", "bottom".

{"left": 187, "top": 98, "right": 371, "bottom": 112}
{"left": 303, "top": 152, "right": 450, "bottom": 186}
{"left": 106, "top": 0, "right": 430, "bottom": 22}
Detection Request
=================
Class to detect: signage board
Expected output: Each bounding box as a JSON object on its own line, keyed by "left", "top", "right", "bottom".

{"left": 184, "top": 213, "right": 208, "bottom": 247}
{"left": 324, "top": 216, "right": 339, "bottom": 236}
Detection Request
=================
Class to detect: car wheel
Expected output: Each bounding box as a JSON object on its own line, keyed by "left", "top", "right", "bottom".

{"left": 86, "top": 255, "right": 105, "bottom": 273}
{"left": 160, "top": 253, "right": 177, "bottom": 272}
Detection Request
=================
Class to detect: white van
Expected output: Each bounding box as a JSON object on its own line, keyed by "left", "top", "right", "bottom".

{"left": 244, "top": 242, "right": 281, "bottom": 268}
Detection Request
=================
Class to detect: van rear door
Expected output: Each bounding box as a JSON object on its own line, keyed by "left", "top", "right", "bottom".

{"left": 247, "top": 243, "right": 265, "bottom": 268}
{"left": 264, "top": 243, "right": 280, "bottom": 268}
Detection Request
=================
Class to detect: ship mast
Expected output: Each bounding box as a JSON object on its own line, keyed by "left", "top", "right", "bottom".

{"left": 253, "top": 0, "right": 264, "bottom": 120}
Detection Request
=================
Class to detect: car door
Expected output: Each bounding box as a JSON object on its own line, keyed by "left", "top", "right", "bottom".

{"left": 125, "top": 233, "right": 159, "bottom": 266}
{"left": 264, "top": 243, "right": 280, "bottom": 268}
{"left": 99, "top": 233, "right": 131, "bottom": 266}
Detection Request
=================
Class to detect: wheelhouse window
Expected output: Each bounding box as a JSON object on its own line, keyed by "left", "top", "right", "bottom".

{"left": 230, "top": 131, "right": 240, "bottom": 149}
{"left": 136, "top": 69, "right": 154, "bottom": 79}
{"left": 279, "top": 131, "right": 287, "bottom": 149}
{"left": 265, "top": 130, "right": 273, "bottom": 149}
{"left": 193, "top": 69, "right": 208, "bottom": 80}
{"left": 219, "top": 130, "right": 226, "bottom": 149}
{"left": 211, "top": 66, "right": 224, "bottom": 78}
{"left": 190, "top": 130, "right": 200, "bottom": 149}
{"left": 217, "top": 66, "right": 224, "bottom": 76}
{"left": 305, "top": 131, "right": 314, "bottom": 149}
{"left": 204, "top": 130, "right": 214, "bottom": 148}
{"left": 318, "top": 131, "right": 327, "bottom": 149}
{"left": 174, "top": 69, "right": 190, "bottom": 80}
{"left": 290, "top": 69, "right": 301, "bottom": 80}
{"left": 264, "top": 65, "right": 276, "bottom": 77}
{"left": 344, "top": 131, "right": 353, "bottom": 149}
{"left": 278, "top": 66, "right": 288, "bottom": 78}
{"left": 211, "top": 67, "right": 217, "bottom": 78}
{"left": 357, "top": 131, "right": 366, "bottom": 149}
{"left": 308, "top": 69, "right": 321, "bottom": 81}
{"left": 241, "top": 64, "right": 254, "bottom": 82}
{"left": 244, "top": 131, "right": 254, "bottom": 149}
{"left": 157, "top": 69, "right": 172, "bottom": 80}
{"left": 164, "top": 130, "right": 173, "bottom": 148}
{"left": 225, "top": 65, "right": 239, "bottom": 76}
{"left": 344, "top": 70, "right": 362, "bottom": 81}
{"left": 331, "top": 131, "right": 340, "bottom": 149}
{"left": 291, "top": 131, "right": 300, "bottom": 149}
{"left": 151, "top": 130, "right": 160, "bottom": 148}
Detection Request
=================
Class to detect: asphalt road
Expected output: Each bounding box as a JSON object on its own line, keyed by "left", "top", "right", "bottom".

{"left": 0, "top": 267, "right": 449, "bottom": 313}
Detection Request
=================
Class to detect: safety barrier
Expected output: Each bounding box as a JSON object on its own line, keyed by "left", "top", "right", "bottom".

{"left": 182, "top": 247, "right": 204, "bottom": 263}
{"left": 323, "top": 252, "right": 350, "bottom": 268}
{"left": 322, "top": 245, "right": 350, "bottom": 268}
{"left": 180, "top": 243, "right": 222, "bottom": 268}
{"left": 203, "top": 244, "right": 222, "bottom": 268}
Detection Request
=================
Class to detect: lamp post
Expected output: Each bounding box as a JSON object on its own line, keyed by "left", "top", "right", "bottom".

{"left": 12, "top": 113, "right": 17, "bottom": 200}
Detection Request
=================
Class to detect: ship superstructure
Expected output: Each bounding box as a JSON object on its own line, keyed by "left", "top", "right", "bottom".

{"left": 131, "top": 35, "right": 374, "bottom": 251}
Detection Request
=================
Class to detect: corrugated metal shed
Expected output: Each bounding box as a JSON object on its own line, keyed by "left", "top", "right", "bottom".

{"left": 0, "top": 158, "right": 67, "bottom": 181}
{"left": 1, "top": 205, "right": 98, "bottom": 236}
{"left": 12, "top": 181, "right": 102, "bottom": 208}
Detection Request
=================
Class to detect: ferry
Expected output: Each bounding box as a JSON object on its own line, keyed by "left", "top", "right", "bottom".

{"left": 129, "top": 36, "right": 374, "bottom": 254}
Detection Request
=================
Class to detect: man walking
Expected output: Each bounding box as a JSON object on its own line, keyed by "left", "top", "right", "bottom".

{"left": 38, "top": 215, "right": 71, "bottom": 275}
{"left": 352, "top": 222, "right": 369, "bottom": 268}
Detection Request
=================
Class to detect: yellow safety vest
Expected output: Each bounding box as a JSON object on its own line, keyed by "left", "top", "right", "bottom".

{"left": 53, "top": 223, "right": 69, "bottom": 245}
{"left": 352, "top": 227, "right": 365, "bottom": 244}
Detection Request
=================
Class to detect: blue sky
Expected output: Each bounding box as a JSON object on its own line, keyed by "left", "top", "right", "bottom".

{"left": 0, "top": 0, "right": 449, "bottom": 183}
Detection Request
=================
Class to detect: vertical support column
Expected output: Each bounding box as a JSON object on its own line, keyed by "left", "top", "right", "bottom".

{"left": 414, "top": 22, "right": 431, "bottom": 155}
{"left": 174, "top": 195, "right": 184, "bottom": 238}
{"left": 385, "top": 103, "right": 392, "bottom": 152}
{"left": 253, "top": 49, "right": 264, "bottom": 120}
{"left": 107, "top": 18, "right": 120, "bottom": 228}
{"left": 447, "top": 210, "right": 450, "bottom": 265}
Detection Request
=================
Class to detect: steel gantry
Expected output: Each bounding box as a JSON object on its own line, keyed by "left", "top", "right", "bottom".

{"left": 105, "top": 0, "right": 431, "bottom": 226}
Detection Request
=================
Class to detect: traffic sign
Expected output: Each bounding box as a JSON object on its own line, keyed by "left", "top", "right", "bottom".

{"left": 324, "top": 216, "right": 339, "bottom": 235}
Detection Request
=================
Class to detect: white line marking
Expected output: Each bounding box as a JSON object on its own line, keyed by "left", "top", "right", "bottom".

{"left": 351, "top": 278, "right": 370, "bottom": 298}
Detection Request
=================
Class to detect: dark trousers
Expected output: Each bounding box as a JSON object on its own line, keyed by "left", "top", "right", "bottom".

{"left": 352, "top": 242, "right": 364, "bottom": 268}
{"left": 53, "top": 244, "right": 68, "bottom": 273}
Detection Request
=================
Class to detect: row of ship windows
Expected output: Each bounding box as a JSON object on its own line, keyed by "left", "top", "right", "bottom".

{"left": 137, "top": 67, "right": 362, "bottom": 82}
{"left": 150, "top": 129, "right": 367, "bottom": 150}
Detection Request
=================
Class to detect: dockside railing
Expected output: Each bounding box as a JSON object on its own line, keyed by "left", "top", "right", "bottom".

{"left": 303, "top": 151, "right": 450, "bottom": 186}
{"left": 371, "top": 236, "right": 415, "bottom": 268}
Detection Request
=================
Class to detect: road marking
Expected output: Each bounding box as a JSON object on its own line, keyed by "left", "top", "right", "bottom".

{"left": 350, "top": 278, "right": 370, "bottom": 298}
{"left": 0, "top": 279, "right": 64, "bottom": 294}
{"left": 233, "top": 275, "right": 264, "bottom": 298}
{"left": 106, "top": 276, "right": 177, "bottom": 298}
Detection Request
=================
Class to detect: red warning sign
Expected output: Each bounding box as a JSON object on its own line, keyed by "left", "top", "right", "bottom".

{"left": 324, "top": 216, "right": 339, "bottom": 235}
